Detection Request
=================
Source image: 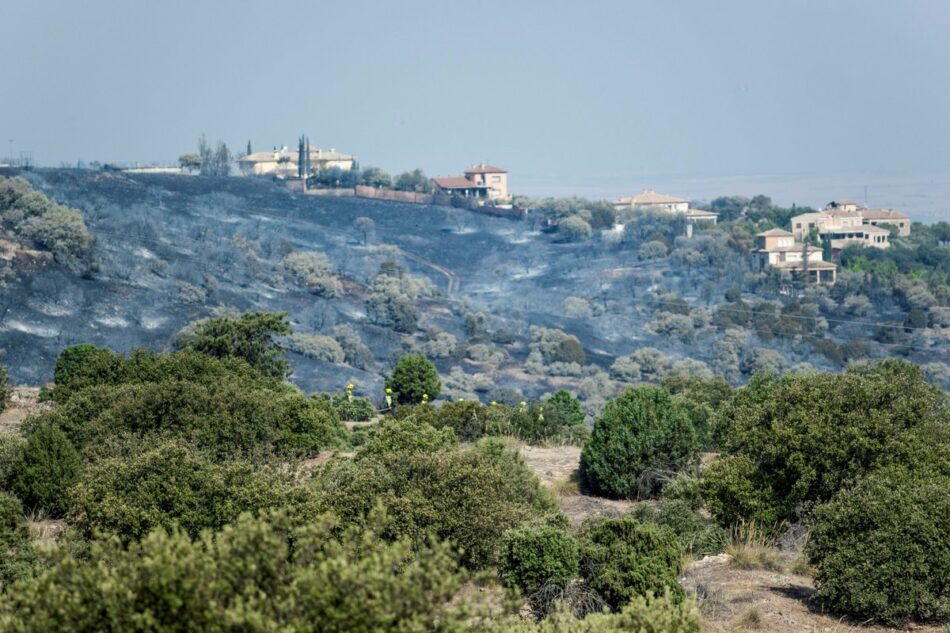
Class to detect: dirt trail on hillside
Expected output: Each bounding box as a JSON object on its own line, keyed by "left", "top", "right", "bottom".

{"left": 518, "top": 445, "right": 634, "bottom": 524}
{"left": 0, "top": 387, "right": 45, "bottom": 433}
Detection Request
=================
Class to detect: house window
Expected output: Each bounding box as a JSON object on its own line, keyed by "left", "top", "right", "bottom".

{"left": 491, "top": 175, "right": 501, "bottom": 183}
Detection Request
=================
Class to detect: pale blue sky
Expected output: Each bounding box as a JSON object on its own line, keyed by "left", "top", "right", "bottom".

{"left": 4, "top": 0, "right": 950, "bottom": 201}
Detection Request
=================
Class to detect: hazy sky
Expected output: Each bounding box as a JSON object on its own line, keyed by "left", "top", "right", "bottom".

{"left": 4, "top": 0, "right": 950, "bottom": 199}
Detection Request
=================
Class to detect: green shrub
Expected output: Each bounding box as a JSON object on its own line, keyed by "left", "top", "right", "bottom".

{"left": 178, "top": 312, "right": 292, "bottom": 379}
{"left": 509, "top": 402, "right": 566, "bottom": 444}
{"left": 67, "top": 441, "right": 296, "bottom": 541}
{"left": 0, "top": 491, "right": 38, "bottom": 589}
{"left": 10, "top": 423, "right": 82, "bottom": 516}
{"left": 700, "top": 455, "right": 782, "bottom": 529}
{"left": 386, "top": 354, "right": 441, "bottom": 405}
{"left": 806, "top": 466, "right": 950, "bottom": 624}
{"left": 545, "top": 390, "right": 586, "bottom": 427}
{"left": 661, "top": 473, "right": 703, "bottom": 510}
{"left": 312, "top": 420, "right": 559, "bottom": 568}
{"left": 580, "top": 516, "right": 684, "bottom": 610}
{"left": 630, "top": 499, "right": 728, "bottom": 557}
{"left": 0, "top": 512, "right": 466, "bottom": 632}
{"left": 500, "top": 525, "right": 580, "bottom": 596}
{"left": 35, "top": 351, "right": 347, "bottom": 461}
{"left": 0, "top": 491, "right": 25, "bottom": 536}
{"left": 426, "top": 400, "right": 496, "bottom": 441}
{"left": 54, "top": 344, "right": 108, "bottom": 387}
{"left": 580, "top": 386, "right": 699, "bottom": 499}
{"left": 0, "top": 433, "right": 25, "bottom": 489}
{"left": 707, "top": 360, "right": 947, "bottom": 526}
{"left": 285, "top": 333, "right": 344, "bottom": 363}
{"left": 485, "top": 591, "right": 700, "bottom": 632}
{"left": 330, "top": 393, "right": 376, "bottom": 422}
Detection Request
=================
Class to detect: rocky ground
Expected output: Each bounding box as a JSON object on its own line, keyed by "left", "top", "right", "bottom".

{"left": 0, "top": 386, "right": 44, "bottom": 433}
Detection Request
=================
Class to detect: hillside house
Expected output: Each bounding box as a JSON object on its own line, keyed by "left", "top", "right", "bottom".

{"left": 431, "top": 163, "right": 509, "bottom": 201}
{"left": 613, "top": 189, "right": 718, "bottom": 224}
{"left": 754, "top": 228, "right": 837, "bottom": 284}
{"left": 790, "top": 200, "right": 910, "bottom": 250}
{"left": 238, "top": 146, "right": 355, "bottom": 178}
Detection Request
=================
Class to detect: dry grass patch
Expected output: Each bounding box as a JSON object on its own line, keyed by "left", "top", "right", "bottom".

{"left": 726, "top": 523, "right": 785, "bottom": 573}
{"left": 551, "top": 469, "right": 582, "bottom": 497}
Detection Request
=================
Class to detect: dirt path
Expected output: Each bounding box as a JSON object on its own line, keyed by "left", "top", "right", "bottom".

{"left": 0, "top": 386, "right": 44, "bottom": 433}
{"left": 684, "top": 554, "right": 944, "bottom": 633}
{"left": 398, "top": 248, "right": 460, "bottom": 297}
{"left": 518, "top": 444, "right": 635, "bottom": 524}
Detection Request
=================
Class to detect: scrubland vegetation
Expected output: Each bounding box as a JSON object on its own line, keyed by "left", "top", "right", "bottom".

{"left": 0, "top": 309, "right": 947, "bottom": 630}
{"left": 0, "top": 170, "right": 947, "bottom": 630}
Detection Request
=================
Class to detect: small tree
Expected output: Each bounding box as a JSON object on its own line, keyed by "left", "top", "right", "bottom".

{"left": 361, "top": 167, "right": 392, "bottom": 189}
{"left": 354, "top": 216, "right": 375, "bottom": 245}
{"left": 178, "top": 312, "right": 292, "bottom": 379}
{"left": 580, "top": 517, "right": 684, "bottom": 610}
{"left": 500, "top": 525, "right": 580, "bottom": 597}
{"left": 558, "top": 215, "right": 592, "bottom": 242}
{"left": 581, "top": 386, "right": 699, "bottom": 498}
{"left": 386, "top": 355, "right": 441, "bottom": 405}
{"left": 178, "top": 153, "right": 202, "bottom": 172}
{"left": 10, "top": 423, "right": 82, "bottom": 516}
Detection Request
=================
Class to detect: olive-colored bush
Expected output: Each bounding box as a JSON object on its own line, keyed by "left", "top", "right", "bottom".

{"left": 386, "top": 354, "right": 441, "bottom": 404}
{"left": 67, "top": 441, "right": 298, "bottom": 541}
{"left": 706, "top": 360, "right": 947, "bottom": 526}
{"left": 579, "top": 517, "right": 684, "bottom": 610}
{"left": 500, "top": 525, "right": 580, "bottom": 596}
{"left": 0, "top": 512, "right": 466, "bottom": 632}
{"left": 312, "top": 419, "right": 560, "bottom": 568}
{"left": 580, "top": 386, "right": 699, "bottom": 499}
{"left": 177, "top": 312, "right": 292, "bottom": 379}
{"left": 36, "top": 349, "right": 347, "bottom": 462}
{"left": 630, "top": 499, "right": 728, "bottom": 557}
{"left": 0, "top": 491, "right": 38, "bottom": 589}
{"left": 806, "top": 466, "right": 950, "bottom": 624}
{"left": 483, "top": 591, "right": 700, "bottom": 632}
{"left": 545, "top": 390, "right": 586, "bottom": 427}
{"left": 10, "top": 422, "right": 82, "bottom": 516}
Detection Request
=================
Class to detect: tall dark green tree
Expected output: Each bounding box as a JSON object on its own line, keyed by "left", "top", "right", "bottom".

{"left": 178, "top": 312, "right": 292, "bottom": 379}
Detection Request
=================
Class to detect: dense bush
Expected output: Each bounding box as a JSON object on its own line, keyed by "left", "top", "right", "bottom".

{"left": 0, "top": 433, "right": 25, "bottom": 488}
{"left": 705, "top": 360, "right": 948, "bottom": 526}
{"left": 332, "top": 324, "right": 375, "bottom": 369}
{"left": 285, "top": 333, "right": 344, "bottom": 363}
{"left": 0, "top": 512, "right": 467, "bottom": 632}
{"left": 580, "top": 386, "right": 699, "bottom": 499}
{"left": 484, "top": 591, "right": 699, "bottom": 632}
{"left": 500, "top": 525, "right": 580, "bottom": 596}
{"left": 312, "top": 419, "right": 560, "bottom": 568}
{"left": 0, "top": 365, "right": 9, "bottom": 413}
{"left": 386, "top": 354, "right": 441, "bottom": 404}
{"left": 545, "top": 390, "right": 586, "bottom": 427}
{"left": 39, "top": 349, "right": 347, "bottom": 461}
{"left": 327, "top": 392, "right": 376, "bottom": 422}
{"left": 177, "top": 312, "right": 292, "bottom": 379}
{"left": 700, "top": 455, "right": 780, "bottom": 528}
{"left": 0, "top": 491, "right": 37, "bottom": 589}
{"left": 10, "top": 422, "right": 82, "bottom": 516}
{"left": 283, "top": 251, "right": 343, "bottom": 297}
{"left": 0, "top": 176, "right": 93, "bottom": 262}
{"left": 580, "top": 517, "right": 684, "bottom": 610}
{"left": 806, "top": 465, "right": 950, "bottom": 624}
{"left": 630, "top": 499, "right": 728, "bottom": 557}
{"left": 67, "top": 441, "right": 297, "bottom": 541}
